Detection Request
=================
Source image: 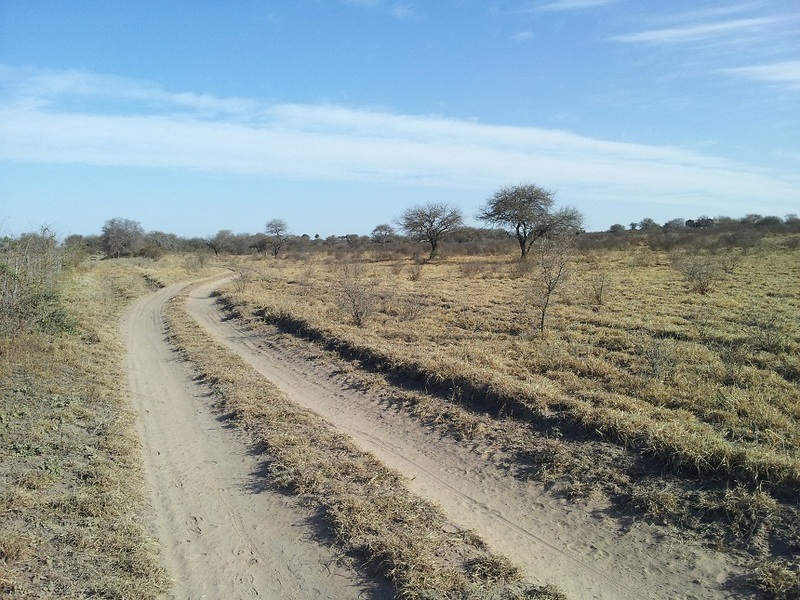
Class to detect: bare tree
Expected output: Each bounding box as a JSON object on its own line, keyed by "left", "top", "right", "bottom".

{"left": 265, "top": 219, "right": 289, "bottom": 257}
{"left": 101, "top": 218, "right": 144, "bottom": 258}
{"left": 478, "top": 184, "right": 583, "bottom": 259}
{"left": 527, "top": 236, "right": 575, "bottom": 333}
{"left": 397, "top": 202, "right": 463, "bottom": 260}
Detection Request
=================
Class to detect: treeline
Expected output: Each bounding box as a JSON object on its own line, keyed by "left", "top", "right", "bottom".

{"left": 590, "top": 213, "right": 800, "bottom": 252}
{"left": 4, "top": 211, "right": 798, "bottom": 271}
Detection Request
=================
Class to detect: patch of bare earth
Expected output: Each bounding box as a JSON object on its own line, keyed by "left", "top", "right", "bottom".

{"left": 178, "top": 276, "right": 753, "bottom": 599}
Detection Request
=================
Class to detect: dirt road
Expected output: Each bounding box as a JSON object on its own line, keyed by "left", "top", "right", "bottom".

{"left": 123, "top": 281, "right": 390, "bottom": 599}
{"left": 182, "top": 279, "right": 748, "bottom": 600}
{"left": 124, "top": 277, "right": 748, "bottom": 599}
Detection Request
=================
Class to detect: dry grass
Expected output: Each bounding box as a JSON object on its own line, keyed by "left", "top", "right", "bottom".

{"left": 0, "top": 260, "right": 171, "bottom": 598}
{"left": 0, "top": 253, "right": 219, "bottom": 598}
{"left": 210, "top": 241, "right": 800, "bottom": 590}
{"left": 165, "top": 284, "right": 547, "bottom": 599}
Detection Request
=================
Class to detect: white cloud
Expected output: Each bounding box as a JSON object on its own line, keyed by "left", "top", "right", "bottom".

{"left": 1, "top": 67, "right": 798, "bottom": 216}
{"left": 514, "top": 30, "right": 534, "bottom": 41}
{"left": 611, "top": 17, "right": 779, "bottom": 44}
{"left": 721, "top": 60, "right": 800, "bottom": 90}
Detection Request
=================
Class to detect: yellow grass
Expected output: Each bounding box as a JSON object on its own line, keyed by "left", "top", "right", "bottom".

{"left": 218, "top": 243, "right": 800, "bottom": 494}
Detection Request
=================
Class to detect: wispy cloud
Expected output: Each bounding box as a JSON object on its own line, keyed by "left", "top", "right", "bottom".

{"left": 721, "top": 60, "right": 800, "bottom": 90}
{"left": 342, "top": 0, "right": 415, "bottom": 19}
{"left": 1, "top": 67, "right": 798, "bottom": 215}
{"left": 535, "top": 0, "right": 620, "bottom": 12}
{"left": 611, "top": 16, "right": 779, "bottom": 45}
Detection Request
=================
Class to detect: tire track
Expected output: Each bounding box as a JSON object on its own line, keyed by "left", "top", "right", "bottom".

{"left": 183, "top": 278, "right": 747, "bottom": 600}
{"left": 123, "top": 281, "right": 389, "bottom": 600}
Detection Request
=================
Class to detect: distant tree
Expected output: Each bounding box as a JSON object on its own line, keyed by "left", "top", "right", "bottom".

{"left": 609, "top": 224, "right": 626, "bottom": 234}
{"left": 754, "top": 215, "right": 782, "bottom": 229}
{"left": 638, "top": 218, "right": 659, "bottom": 230}
{"left": 695, "top": 216, "right": 715, "bottom": 228}
{"left": 740, "top": 214, "right": 762, "bottom": 225}
{"left": 663, "top": 218, "right": 685, "bottom": 229}
{"left": 101, "top": 218, "right": 144, "bottom": 258}
{"left": 265, "top": 219, "right": 289, "bottom": 257}
{"left": 206, "top": 229, "right": 235, "bottom": 257}
{"left": 371, "top": 224, "right": 396, "bottom": 247}
{"left": 629, "top": 222, "right": 639, "bottom": 231}
{"left": 398, "top": 202, "right": 464, "bottom": 260}
{"left": 64, "top": 233, "right": 103, "bottom": 256}
{"left": 144, "top": 231, "right": 182, "bottom": 252}
{"left": 477, "top": 184, "right": 583, "bottom": 259}
{"left": 185, "top": 237, "right": 209, "bottom": 252}
{"left": 248, "top": 233, "right": 270, "bottom": 255}
{"left": 343, "top": 234, "right": 362, "bottom": 248}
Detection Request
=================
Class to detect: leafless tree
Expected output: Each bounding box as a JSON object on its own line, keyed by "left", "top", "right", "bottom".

{"left": 527, "top": 236, "right": 575, "bottom": 333}
{"left": 397, "top": 202, "right": 463, "bottom": 260}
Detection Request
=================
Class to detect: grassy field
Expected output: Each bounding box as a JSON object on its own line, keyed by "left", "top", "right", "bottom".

{"left": 2, "top": 230, "right": 798, "bottom": 597}
{"left": 215, "top": 233, "right": 800, "bottom": 597}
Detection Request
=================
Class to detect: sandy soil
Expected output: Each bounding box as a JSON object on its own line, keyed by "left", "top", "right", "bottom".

{"left": 124, "top": 277, "right": 752, "bottom": 599}
{"left": 123, "top": 281, "right": 391, "bottom": 599}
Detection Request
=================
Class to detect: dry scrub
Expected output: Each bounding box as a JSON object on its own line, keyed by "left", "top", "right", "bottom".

{"left": 165, "top": 286, "right": 558, "bottom": 599}
{"left": 0, "top": 259, "right": 172, "bottom": 598}
{"left": 212, "top": 239, "right": 800, "bottom": 596}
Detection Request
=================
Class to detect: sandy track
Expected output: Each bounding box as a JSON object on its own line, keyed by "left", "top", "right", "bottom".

{"left": 182, "top": 279, "right": 749, "bottom": 600}
{"left": 123, "top": 282, "right": 389, "bottom": 599}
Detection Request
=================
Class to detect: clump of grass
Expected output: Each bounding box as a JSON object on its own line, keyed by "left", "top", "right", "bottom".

{"left": 751, "top": 558, "right": 800, "bottom": 599}
{"left": 532, "top": 583, "right": 570, "bottom": 600}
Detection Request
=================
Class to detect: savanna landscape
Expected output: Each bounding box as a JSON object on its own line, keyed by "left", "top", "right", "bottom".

{"left": 2, "top": 207, "right": 799, "bottom": 599}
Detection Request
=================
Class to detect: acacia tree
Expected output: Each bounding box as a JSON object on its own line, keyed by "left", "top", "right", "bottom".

{"left": 206, "top": 229, "right": 235, "bottom": 257}
{"left": 370, "top": 224, "right": 396, "bottom": 247}
{"left": 397, "top": 202, "right": 463, "bottom": 260}
{"left": 477, "top": 184, "right": 583, "bottom": 259}
{"left": 265, "top": 219, "right": 289, "bottom": 257}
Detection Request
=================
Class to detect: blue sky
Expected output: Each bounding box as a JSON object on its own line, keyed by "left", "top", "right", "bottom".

{"left": 1, "top": 1, "right": 798, "bottom": 239}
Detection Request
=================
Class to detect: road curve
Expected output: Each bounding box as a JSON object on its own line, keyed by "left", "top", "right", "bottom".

{"left": 123, "top": 280, "right": 389, "bottom": 599}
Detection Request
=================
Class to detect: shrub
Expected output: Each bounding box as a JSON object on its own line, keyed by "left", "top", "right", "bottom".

{"left": 671, "top": 252, "right": 724, "bottom": 294}
{"left": 340, "top": 263, "right": 378, "bottom": 326}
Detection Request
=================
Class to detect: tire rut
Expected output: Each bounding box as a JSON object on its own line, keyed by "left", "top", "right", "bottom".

{"left": 123, "top": 281, "right": 390, "bottom": 599}
{"left": 183, "top": 278, "right": 748, "bottom": 600}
